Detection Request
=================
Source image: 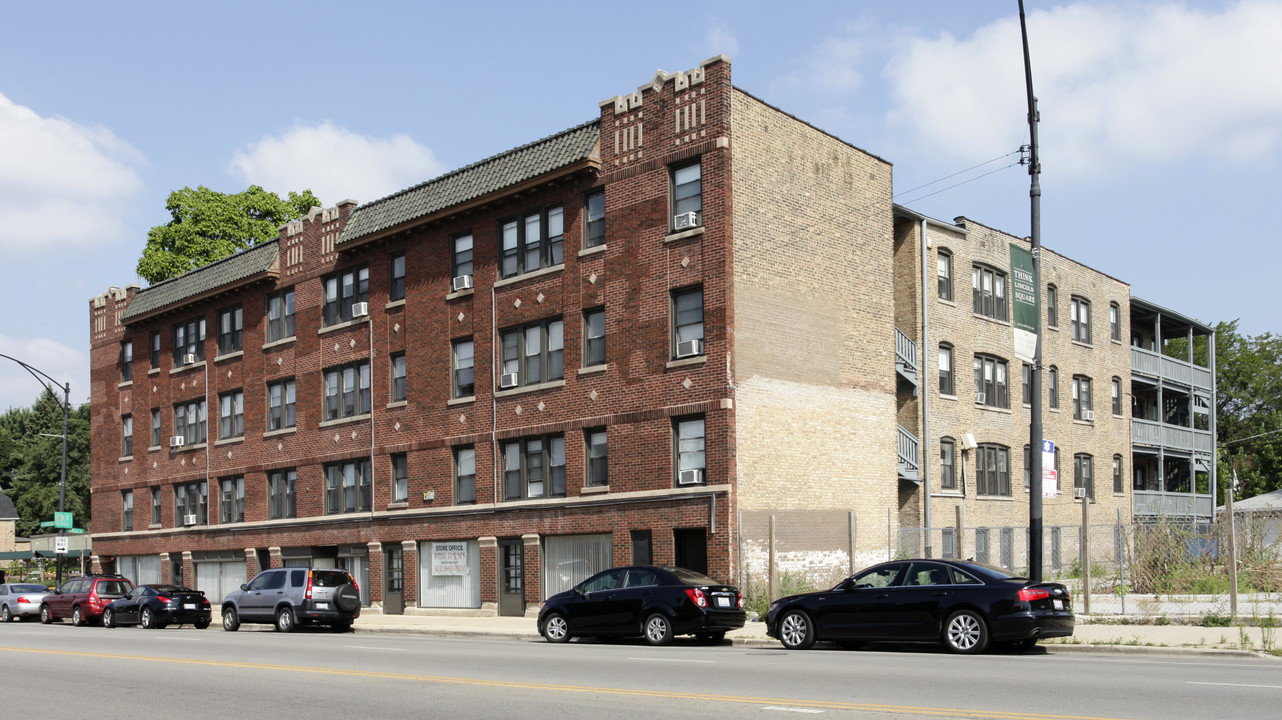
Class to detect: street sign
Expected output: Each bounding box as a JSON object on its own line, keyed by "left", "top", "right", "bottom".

{"left": 55, "top": 536, "right": 69, "bottom": 554}
{"left": 40, "top": 520, "right": 56, "bottom": 527}
{"left": 54, "top": 512, "right": 73, "bottom": 529}
{"left": 67, "top": 528, "right": 87, "bottom": 535}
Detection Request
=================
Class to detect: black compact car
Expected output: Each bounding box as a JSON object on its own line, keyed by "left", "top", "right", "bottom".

{"left": 104, "top": 584, "right": 212, "bottom": 629}
{"left": 538, "top": 565, "right": 745, "bottom": 645}
{"left": 765, "top": 559, "right": 1074, "bottom": 654}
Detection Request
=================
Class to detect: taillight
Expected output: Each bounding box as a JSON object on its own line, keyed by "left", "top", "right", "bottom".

{"left": 351, "top": 574, "right": 360, "bottom": 596}
{"left": 685, "top": 588, "right": 708, "bottom": 608}
{"left": 156, "top": 596, "right": 171, "bottom": 604}
{"left": 88, "top": 594, "right": 102, "bottom": 610}
{"left": 305, "top": 571, "right": 314, "bottom": 600}
{"left": 737, "top": 592, "right": 745, "bottom": 610}
{"left": 1018, "top": 587, "right": 1050, "bottom": 603}
{"left": 16, "top": 596, "right": 34, "bottom": 604}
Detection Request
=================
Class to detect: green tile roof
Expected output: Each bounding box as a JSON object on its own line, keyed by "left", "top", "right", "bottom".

{"left": 338, "top": 119, "right": 600, "bottom": 246}
{"left": 122, "top": 240, "right": 280, "bottom": 323}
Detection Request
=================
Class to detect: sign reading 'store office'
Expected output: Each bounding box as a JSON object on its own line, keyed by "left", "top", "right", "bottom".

{"left": 431, "top": 542, "right": 469, "bottom": 576}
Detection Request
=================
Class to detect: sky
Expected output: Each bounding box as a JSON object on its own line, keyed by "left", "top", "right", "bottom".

{"left": 2, "top": 0, "right": 1279, "bottom": 411}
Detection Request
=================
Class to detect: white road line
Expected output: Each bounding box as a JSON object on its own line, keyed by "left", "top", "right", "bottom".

{"left": 761, "top": 706, "right": 824, "bottom": 714}
{"left": 1189, "top": 681, "right": 1282, "bottom": 690}
{"left": 625, "top": 657, "right": 714, "bottom": 663}
{"left": 343, "top": 645, "right": 408, "bottom": 651}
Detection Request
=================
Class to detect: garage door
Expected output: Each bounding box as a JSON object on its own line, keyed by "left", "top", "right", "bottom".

{"left": 195, "top": 561, "right": 247, "bottom": 604}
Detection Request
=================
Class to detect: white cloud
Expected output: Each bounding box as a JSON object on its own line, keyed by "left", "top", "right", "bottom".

{"left": 704, "top": 22, "right": 740, "bottom": 58}
{"left": 228, "top": 121, "right": 447, "bottom": 206}
{"left": 0, "top": 92, "right": 145, "bottom": 254}
{"left": 883, "top": 1, "right": 1282, "bottom": 178}
{"left": 0, "top": 333, "right": 89, "bottom": 412}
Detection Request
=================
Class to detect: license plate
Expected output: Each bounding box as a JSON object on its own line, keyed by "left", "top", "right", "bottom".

{"left": 1052, "top": 599, "right": 1064, "bottom": 610}
{"left": 715, "top": 597, "right": 730, "bottom": 608}
{"left": 183, "top": 603, "right": 196, "bottom": 610}
{"left": 316, "top": 602, "right": 329, "bottom": 610}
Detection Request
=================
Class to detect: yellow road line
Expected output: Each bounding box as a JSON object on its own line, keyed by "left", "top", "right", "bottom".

{"left": 1, "top": 646, "right": 1128, "bottom": 720}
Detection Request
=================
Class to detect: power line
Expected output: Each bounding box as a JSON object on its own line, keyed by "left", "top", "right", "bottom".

{"left": 893, "top": 149, "right": 1023, "bottom": 199}
{"left": 894, "top": 160, "right": 1023, "bottom": 205}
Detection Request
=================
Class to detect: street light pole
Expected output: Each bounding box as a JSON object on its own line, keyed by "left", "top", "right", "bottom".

{"left": 0, "top": 353, "right": 71, "bottom": 587}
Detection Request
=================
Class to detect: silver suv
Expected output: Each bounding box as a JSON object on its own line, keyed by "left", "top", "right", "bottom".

{"left": 221, "top": 568, "right": 361, "bottom": 632}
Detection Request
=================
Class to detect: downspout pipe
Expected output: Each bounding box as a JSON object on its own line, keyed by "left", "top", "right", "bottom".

{"left": 920, "top": 219, "right": 932, "bottom": 544}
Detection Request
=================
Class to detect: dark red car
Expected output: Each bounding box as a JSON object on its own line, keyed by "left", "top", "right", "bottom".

{"left": 40, "top": 575, "right": 134, "bottom": 626}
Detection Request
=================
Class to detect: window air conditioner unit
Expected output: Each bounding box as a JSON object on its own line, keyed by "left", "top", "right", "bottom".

{"left": 673, "top": 212, "right": 698, "bottom": 230}
{"left": 452, "top": 275, "right": 474, "bottom": 292}
{"left": 182, "top": 354, "right": 197, "bottom": 365}
{"left": 678, "top": 469, "right": 703, "bottom": 485}
{"left": 974, "top": 392, "right": 986, "bottom": 404}
{"left": 1082, "top": 410, "right": 1095, "bottom": 422}
{"left": 675, "top": 339, "right": 704, "bottom": 359}
{"left": 1074, "top": 488, "right": 1087, "bottom": 499}
{"left": 169, "top": 435, "right": 185, "bottom": 448}
{"left": 499, "top": 373, "right": 519, "bottom": 389}
{"left": 351, "top": 302, "right": 369, "bottom": 317}
{"left": 183, "top": 514, "right": 198, "bottom": 526}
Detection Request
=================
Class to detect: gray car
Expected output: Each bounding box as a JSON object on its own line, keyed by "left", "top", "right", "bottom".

{"left": 221, "top": 567, "right": 360, "bottom": 633}
{"left": 1, "top": 583, "right": 52, "bottom": 622}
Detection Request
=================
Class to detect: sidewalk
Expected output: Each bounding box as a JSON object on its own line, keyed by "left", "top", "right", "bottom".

{"left": 349, "top": 612, "right": 1281, "bottom": 656}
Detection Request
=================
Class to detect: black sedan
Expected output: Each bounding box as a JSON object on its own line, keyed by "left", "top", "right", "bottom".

{"left": 765, "top": 559, "right": 1073, "bottom": 654}
{"left": 104, "top": 584, "right": 212, "bottom": 629}
{"left": 538, "top": 566, "right": 745, "bottom": 645}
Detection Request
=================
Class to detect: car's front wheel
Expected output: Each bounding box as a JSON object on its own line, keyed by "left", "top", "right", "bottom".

{"left": 943, "top": 609, "right": 989, "bottom": 654}
{"left": 103, "top": 608, "right": 116, "bottom": 628}
{"left": 222, "top": 607, "right": 240, "bottom": 632}
{"left": 275, "top": 606, "right": 296, "bottom": 633}
{"left": 40, "top": 604, "right": 53, "bottom": 624}
{"left": 778, "top": 609, "right": 815, "bottom": 650}
{"left": 643, "top": 613, "right": 674, "bottom": 646}
{"left": 541, "top": 613, "right": 570, "bottom": 643}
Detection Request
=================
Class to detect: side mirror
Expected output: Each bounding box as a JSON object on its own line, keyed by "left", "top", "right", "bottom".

{"left": 240, "top": 583, "right": 249, "bottom": 591}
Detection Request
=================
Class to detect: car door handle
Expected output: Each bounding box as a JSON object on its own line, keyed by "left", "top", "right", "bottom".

{"left": 933, "top": 591, "right": 950, "bottom": 597}
{"left": 875, "top": 593, "right": 890, "bottom": 599}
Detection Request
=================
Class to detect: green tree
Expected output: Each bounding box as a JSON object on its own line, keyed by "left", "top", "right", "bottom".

{"left": 136, "top": 185, "right": 321, "bottom": 284}
{"left": 1211, "top": 321, "right": 1282, "bottom": 501}
{"left": 0, "top": 388, "right": 91, "bottom": 537}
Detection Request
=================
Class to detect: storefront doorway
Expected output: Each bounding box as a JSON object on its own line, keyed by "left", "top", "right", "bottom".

{"left": 498, "top": 538, "right": 524, "bottom": 617}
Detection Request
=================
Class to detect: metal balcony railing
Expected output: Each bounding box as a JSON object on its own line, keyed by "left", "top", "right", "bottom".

{"left": 897, "top": 424, "right": 920, "bottom": 482}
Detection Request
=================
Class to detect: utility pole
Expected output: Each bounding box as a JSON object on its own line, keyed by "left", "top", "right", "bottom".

{"left": 1019, "top": 0, "right": 1045, "bottom": 582}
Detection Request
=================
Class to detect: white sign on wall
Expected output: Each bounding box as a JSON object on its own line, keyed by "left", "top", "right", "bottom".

{"left": 431, "top": 542, "right": 469, "bottom": 576}
{"left": 1042, "top": 439, "right": 1059, "bottom": 497}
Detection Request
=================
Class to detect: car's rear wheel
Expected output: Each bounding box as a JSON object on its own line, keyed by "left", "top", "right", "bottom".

{"left": 836, "top": 640, "right": 866, "bottom": 650}
{"left": 643, "top": 613, "right": 673, "bottom": 646}
{"left": 140, "top": 607, "right": 156, "bottom": 629}
{"left": 222, "top": 607, "right": 240, "bottom": 632}
{"left": 1, "top": 605, "right": 12, "bottom": 622}
{"left": 695, "top": 631, "right": 726, "bottom": 644}
{"left": 541, "top": 613, "right": 570, "bottom": 643}
{"left": 40, "top": 604, "right": 53, "bottom": 624}
{"left": 778, "top": 609, "right": 815, "bottom": 650}
{"left": 1011, "top": 638, "right": 1038, "bottom": 652}
{"left": 194, "top": 618, "right": 211, "bottom": 630}
{"left": 275, "top": 606, "right": 296, "bottom": 633}
{"left": 943, "top": 609, "right": 989, "bottom": 654}
{"left": 331, "top": 620, "right": 353, "bottom": 633}
{"left": 72, "top": 606, "right": 85, "bottom": 627}
{"left": 103, "top": 608, "right": 116, "bottom": 628}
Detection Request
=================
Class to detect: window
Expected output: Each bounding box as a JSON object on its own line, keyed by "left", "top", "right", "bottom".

{"left": 151, "top": 487, "right": 161, "bottom": 525}
{"left": 267, "top": 379, "right": 296, "bottom": 431}
{"left": 1109, "top": 302, "right": 1120, "bottom": 341}
{"left": 217, "top": 305, "right": 242, "bottom": 355}
{"left": 583, "top": 308, "right": 605, "bottom": 367}
{"left": 391, "top": 454, "right": 408, "bottom": 503}
{"left": 174, "top": 480, "right": 207, "bottom": 525}
{"left": 937, "top": 250, "right": 952, "bottom": 300}
{"left": 172, "top": 317, "right": 205, "bottom": 364}
{"left": 1046, "top": 285, "right": 1058, "bottom": 328}
{"left": 973, "top": 355, "right": 1009, "bottom": 408}
{"left": 455, "top": 446, "right": 476, "bottom": 504}
{"left": 971, "top": 265, "right": 1008, "bottom": 321}
{"left": 1074, "top": 454, "right": 1094, "bottom": 500}
{"left": 672, "top": 287, "right": 704, "bottom": 358}
{"left": 121, "top": 415, "right": 133, "bottom": 457}
{"left": 671, "top": 159, "right": 702, "bottom": 228}
{"left": 1071, "top": 296, "right": 1091, "bottom": 343}
{"left": 268, "top": 469, "right": 297, "bottom": 519}
{"left": 586, "top": 428, "right": 608, "bottom": 486}
{"left": 499, "top": 319, "right": 563, "bottom": 387}
{"left": 120, "top": 341, "right": 133, "bottom": 382}
{"left": 452, "top": 339, "right": 474, "bottom": 398}
{"left": 150, "top": 409, "right": 161, "bottom": 448}
{"left": 938, "top": 344, "right": 954, "bottom": 395}
{"left": 451, "top": 233, "right": 473, "bottom": 282}
{"left": 1022, "top": 363, "right": 1033, "bottom": 405}
{"left": 1023, "top": 444, "right": 1032, "bottom": 489}
{"left": 939, "top": 437, "right": 956, "bottom": 490}
{"left": 149, "top": 331, "right": 161, "bottom": 369}
{"left": 389, "top": 251, "right": 406, "bottom": 302}
{"left": 324, "top": 459, "right": 371, "bottom": 514}
{"left": 1111, "top": 377, "right": 1122, "bottom": 415}
{"left": 218, "top": 391, "right": 244, "bottom": 440}
{"left": 324, "top": 361, "right": 371, "bottom": 421}
{"left": 173, "top": 399, "right": 207, "bottom": 445}
{"left": 266, "top": 288, "right": 296, "bottom": 342}
{"left": 1048, "top": 366, "right": 1059, "bottom": 409}
{"left": 322, "top": 265, "right": 369, "bottom": 326}
{"left": 122, "top": 490, "right": 133, "bottom": 532}
{"left": 502, "top": 435, "right": 566, "bottom": 500}
{"left": 674, "top": 417, "right": 706, "bottom": 485}
{"left": 1113, "top": 455, "right": 1124, "bottom": 494}
{"left": 219, "top": 477, "right": 244, "bottom": 523}
{"left": 976, "top": 444, "right": 1011, "bottom": 496}
{"left": 584, "top": 190, "right": 605, "bottom": 248}
{"left": 499, "top": 206, "right": 563, "bottom": 278}
{"left": 1073, "top": 375, "right": 1093, "bottom": 420}
{"left": 390, "top": 353, "right": 407, "bottom": 403}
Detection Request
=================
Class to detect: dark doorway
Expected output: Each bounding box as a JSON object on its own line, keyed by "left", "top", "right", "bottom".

{"left": 383, "top": 545, "right": 404, "bottom": 615}
{"left": 631, "top": 530, "right": 652, "bottom": 565}
{"left": 673, "top": 528, "right": 707, "bottom": 574}
{"left": 498, "top": 538, "right": 525, "bottom": 617}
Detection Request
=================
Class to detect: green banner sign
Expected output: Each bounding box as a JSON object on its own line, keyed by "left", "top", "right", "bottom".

{"left": 1009, "top": 243, "right": 1038, "bottom": 362}
{"left": 54, "top": 511, "right": 73, "bottom": 529}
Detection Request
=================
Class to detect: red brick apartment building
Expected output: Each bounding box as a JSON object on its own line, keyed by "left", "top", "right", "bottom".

{"left": 89, "top": 56, "right": 903, "bottom": 614}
